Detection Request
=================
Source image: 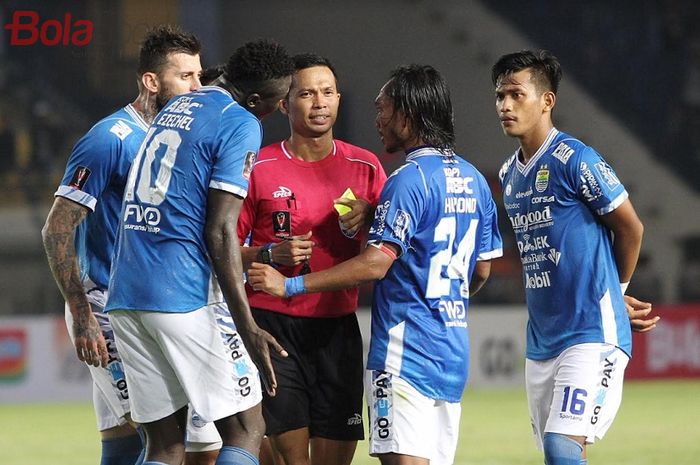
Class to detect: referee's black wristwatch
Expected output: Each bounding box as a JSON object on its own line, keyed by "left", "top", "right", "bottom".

{"left": 259, "top": 243, "right": 275, "bottom": 266}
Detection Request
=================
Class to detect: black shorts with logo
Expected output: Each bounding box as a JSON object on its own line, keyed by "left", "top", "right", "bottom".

{"left": 251, "top": 308, "right": 364, "bottom": 440}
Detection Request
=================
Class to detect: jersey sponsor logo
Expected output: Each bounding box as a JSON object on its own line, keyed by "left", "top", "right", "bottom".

{"left": 156, "top": 96, "right": 202, "bottom": 131}
{"left": 109, "top": 120, "right": 133, "bottom": 140}
{"left": 531, "top": 195, "right": 554, "bottom": 204}
{"left": 4, "top": 10, "right": 93, "bottom": 47}
{"left": 504, "top": 201, "right": 519, "bottom": 210}
{"left": 579, "top": 162, "right": 603, "bottom": 202}
{"left": 445, "top": 175, "right": 474, "bottom": 194}
{"left": 272, "top": 185, "right": 293, "bottom": 199}
{"left": 518, "top": 234, "right": 550, "bottom": 253}
{"left": 391, "top": 209, "right": 410, "bottom": 242}
{"left": 369, "top": 201, "right": 390, "bottom": 236}
{"left": 509, "top": 206, "right": 553, "bottom": 233}
{"left": 535, "top": 165, "right": 549, "bottom": 193}
{"left": 552, "top": 142, "right": 574, "bottom": 164}
{"left": 525, "top": 270, "right": 551, "bottom": 289}
{"left": 515, "top": 187, "right": 533, "bottom": 199}
{"left": 347, "top": 413, "right": 362, "bottom": 426}
{"left": 242, "top": 151, "right": 256, "bottom": 180}
{"left": 594, "top": 162, "right": 620, "bottom": 189}
{"left": 123, "top": 204, "right": 162, "bottom": 233}
{"left": 591, "top": 357, "right": 615, "bottom": 425}
{"left": 371, "top": 371, "right": 392, "bottom": 440}
{"left": 223, "top": 331, "right": 253, "bottom": 398}
{"left": 444, "top": 196, "right": 477, "bottom": 214}
{"left": 68, "top": 165, "right": 91, "bottom": 189}
{"left": 547, "top": 248, "right": 561, "bottom": 265}
{"left": 272, "top": 210, "right": 291, "bottom": 238}
{"left": 439, "top": 300, "right": 468, "bottom": 328}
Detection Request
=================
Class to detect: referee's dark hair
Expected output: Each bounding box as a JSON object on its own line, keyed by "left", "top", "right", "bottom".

{"left": 384, "top": 64, "right": 455, "bottom": 152}
{"left": 491, "top": 49, "right": 562, "bottom": 95}
{"left": 292, "top": 53, "right": 338, "bottom": 83}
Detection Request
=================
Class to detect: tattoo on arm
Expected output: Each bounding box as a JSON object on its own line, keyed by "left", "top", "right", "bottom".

{"left": 42, "top": 198, "right": 91, "bottom": 324}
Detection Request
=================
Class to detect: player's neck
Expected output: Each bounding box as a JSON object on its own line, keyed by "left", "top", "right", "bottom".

{"left": 285, "top": 132, "right": 334, "bottom": 162}
{"left": 518, "top": 123, "right": 554, "bottom": 164}
{"left": 131, "top": 92, "right": 158, "bottom": 125}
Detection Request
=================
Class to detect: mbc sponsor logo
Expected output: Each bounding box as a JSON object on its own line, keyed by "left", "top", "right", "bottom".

{"left": 4, "top": 10, "right": 93, "bottom": 46}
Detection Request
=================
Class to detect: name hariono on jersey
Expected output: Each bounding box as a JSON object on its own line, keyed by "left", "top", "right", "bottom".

{"left": 367, "top": 146, "right": 503, "bottom": 402}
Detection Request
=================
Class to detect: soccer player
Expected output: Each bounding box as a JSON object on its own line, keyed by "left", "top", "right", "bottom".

{"left": 492, "top": 50, "right": 646, "bottom": 465}
{"left": 105, "top": 39, "right": 294, "bottom": 465}
{"left": 248, "top": 64, "right": 503, "bottom": 465}
{"left": 41, "top": 26, "right": 203, "bottom": 465}
{"left": 236, "top": 53, "right": 386, "bottom": 465}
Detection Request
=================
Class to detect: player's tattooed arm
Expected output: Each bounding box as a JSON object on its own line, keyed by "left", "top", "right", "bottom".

{"left": 42, "top": 197, "right": 108, "bottom": 368}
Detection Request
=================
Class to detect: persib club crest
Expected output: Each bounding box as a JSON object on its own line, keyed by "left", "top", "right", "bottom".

{"left": 535, "top": 165, "right": 549, "bottom": 193}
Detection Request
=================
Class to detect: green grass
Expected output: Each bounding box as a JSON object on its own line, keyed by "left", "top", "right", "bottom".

{"left": 2, "top": 380, "right": 698, "bottom": 464}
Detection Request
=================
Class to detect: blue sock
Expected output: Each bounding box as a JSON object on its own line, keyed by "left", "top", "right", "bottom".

{"left": 543, "top": 433, "right": 583, "bottom": 465}
{"left": 100, "top": 434, "right": 142, "bottom": 465}
{"left": 216, "top": 446, "right": 259, "bottom": 465}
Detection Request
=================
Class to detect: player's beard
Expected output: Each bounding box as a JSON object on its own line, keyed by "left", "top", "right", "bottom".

{"left": 155, "top": 85, "right": 175, "bottom": 112}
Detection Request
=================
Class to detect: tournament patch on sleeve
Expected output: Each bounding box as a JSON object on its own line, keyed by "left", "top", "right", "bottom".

{"left": 242, "top": 150, "right": 256, "bottom": 180}
{"left": 68, "top": 166, "right": 92, "bottom": 190}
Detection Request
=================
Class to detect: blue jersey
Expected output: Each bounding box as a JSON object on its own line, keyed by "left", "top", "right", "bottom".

{"left": 106, "top": 87, "right": 261, "bottom": 313}
{"left": 366, "top": 147, "right": 503, "bottom": 402}
{"left": 498, "top": 128, "right": 632, "bottom": 360}
{"left": 55, "top": 105, "right": 149, "bottom": 289}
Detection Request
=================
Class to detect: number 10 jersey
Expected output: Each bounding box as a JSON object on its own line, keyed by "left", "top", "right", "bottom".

{"left": 106, "top": 87, "right": 261, "bottom": 313}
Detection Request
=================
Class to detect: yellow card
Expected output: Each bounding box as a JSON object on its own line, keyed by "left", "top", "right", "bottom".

{"left": 334, "top": 188, "right": 356, "bottom": 216}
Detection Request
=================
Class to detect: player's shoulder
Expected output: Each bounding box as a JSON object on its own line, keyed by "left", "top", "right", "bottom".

{"left": 549, "top": 130, "right": 597, "bottom": 166}
{"left": 498, "top": 152, "right": 518, "bottom": 183}
{"left": 334, "top": 139, "right": 381, "bottom": 167}
{"left": 86, "top": 105, "right": 148, "bottom": 144}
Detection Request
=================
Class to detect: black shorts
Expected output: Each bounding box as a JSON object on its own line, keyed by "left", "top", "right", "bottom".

{"left": 251, "top": 308, "right": 364, "bottom": 440}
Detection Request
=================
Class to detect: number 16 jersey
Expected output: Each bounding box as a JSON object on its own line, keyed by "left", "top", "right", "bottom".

{"left": 106, "top": 87, "right": 261, "bottom": 313}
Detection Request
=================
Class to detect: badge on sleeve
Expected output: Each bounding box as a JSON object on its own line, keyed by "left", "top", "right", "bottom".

{"left": 69, "top": 166, "right": 91, "bottom": 190}
{"left": 242, "top": 151, "right": 256, "bottom": 180}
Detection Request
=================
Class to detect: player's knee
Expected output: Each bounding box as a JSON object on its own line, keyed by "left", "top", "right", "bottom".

{"left": 543, "top": 433, "right": 583, "bottom": 465}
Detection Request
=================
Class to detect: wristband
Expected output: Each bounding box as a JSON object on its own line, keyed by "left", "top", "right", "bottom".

{"left": 620, "top": 282, "right": 629, "bottom": 295}
{"left": 284, "top": 276, "right": 306, "bottom": 297}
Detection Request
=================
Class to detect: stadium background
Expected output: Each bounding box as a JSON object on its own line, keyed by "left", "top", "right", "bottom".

{"left": 0, "top": 1, "right": 699, "bottom": 463}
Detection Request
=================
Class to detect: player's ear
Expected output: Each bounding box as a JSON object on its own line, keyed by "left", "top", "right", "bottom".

{"left": 542, "top": 91, "right": 556, "bottom": 113}
{"left": 279, "top": 97, "right": 289, "bottom": 116}
{"left": 246, "top": 93, "right": 261, "bottom": 110}
{"left": 141, "top": 72, "right": 159, "bottom": 93}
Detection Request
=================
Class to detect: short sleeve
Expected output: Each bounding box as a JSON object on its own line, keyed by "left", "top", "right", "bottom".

{"left": 476, "top": 175, "right": 503, "bottom": 261}
{"left": 209, "top": 109, "right": 262, "bottom": 198}
{"left": 367, "top": 162, "right": 427, "bottom": 256}
{"left": 55, "top": 120, "right": 124, "bottom": 211}
{"left": 575, "top": 147, "right": 628, "bottom": 216}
